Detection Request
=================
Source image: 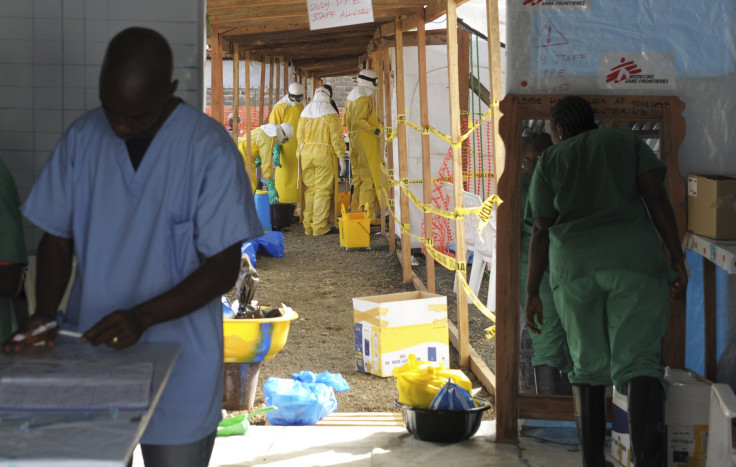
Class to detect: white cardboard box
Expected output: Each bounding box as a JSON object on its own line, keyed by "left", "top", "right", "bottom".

{"left": 353, "top": 291, "right": 448, "bottom": 377}
{"left": 610, "top": 369, "right": 711, "bottom": 467}
{"left": 611, "top": 388, "right": 635, "bottom": 467}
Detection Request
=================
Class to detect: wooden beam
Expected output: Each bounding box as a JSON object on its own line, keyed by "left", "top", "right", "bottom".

{"left": 458, "top": 28, "right": 469, "bottom": 191}
{"left": 376, "top": 50, "right": 386, "bottom": 235}
{"left": 211, "top": 24, "right": 225, "bottom": 126}
{"left": 486, "top": 0, "right": 504, "bottom": 183}
{"left": 245, "top": 49, "right": 253, "bottom": 180}
{"left": 518, "top": 394, "right": 575, "bottom": 421}
{"left": 283, "top": 57, "right": 288, "bottom": 92}
{"left": 448, "top": 320, "right": 496, "bottom": 395}
{"left": 232, "top": 44, "right": 240, "bottom": 143}
{"left": 259, "top": 55, "right": 266, "bottom": 124}
{"left": 383, "top": 47, "right": 396, "bottom": 254}
{"left": 446, "top": 0, "right": 470, "bottom": 370}
{"left": 416, "top": 8, "right": 436, "bottom": 294}
{"left": 372, "top": 30, "right": 448, "bottom": 51}
{"left": 268, "top": 56, "right": 275, "bottom": 110}
{"left": 275, "top": 56, "right": 281, "bottom": 98}
{"left": 395, "top": 18, "right": 412, "bottom": 284}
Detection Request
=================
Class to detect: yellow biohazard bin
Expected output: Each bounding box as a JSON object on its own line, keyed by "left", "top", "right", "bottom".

{"left": 339, "top": 205, "right": 371, "bottom": 249}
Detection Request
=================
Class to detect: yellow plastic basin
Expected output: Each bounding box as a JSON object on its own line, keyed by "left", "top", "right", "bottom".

{"left": 223, "top": 307, "right": 298, "bottom": 363}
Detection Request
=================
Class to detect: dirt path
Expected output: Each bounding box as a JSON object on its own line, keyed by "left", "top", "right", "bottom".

{"left": 225, "top": 224, "right": 496, "bottom": 424}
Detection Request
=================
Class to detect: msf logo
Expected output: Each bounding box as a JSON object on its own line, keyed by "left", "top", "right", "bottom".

{"left": 524, "top": 0, "right": 545, "bottom": 4}
{"left": 607, "top": 57, "right": 642, "bottom": 84}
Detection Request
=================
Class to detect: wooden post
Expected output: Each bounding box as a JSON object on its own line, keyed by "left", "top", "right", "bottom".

{"left": 245, "top": 49, "right": 253, "bottom": 181}
{"left": 375, "top": 48, "right": 386, "bottom": 236}
{"left": 268, "top": 56, "right": 275, "bottom": 111}
{"left": 283, "top": 57, "right": 289, "bottom": 92}
{"left": 458, "top": 29, "right": 470, "bottom": 188}
{"left": 259, "top": 55, "right": 266, "bottom": 124}
{"left": 232, "top": 44, "right": 240, "bottom": 142}
{"left": 311, "top": 75, "right": 317, "bottom": 99}
{"left": 383, "top": 47, "right": 396, "bottom": 253}
{"left": 395, "top": 18, "right": 412, "bottom": 284}
{"left": 486, "top": 0, "right": 504, "bottom": 180}
{"left": 210, "top": 24, "right": 224, "bottom": 125}
{"left": 417, "top": 8, "right": 436, "bottom": 293}
{"left": 446, "top": 0, "right": 470, "bottom": 368}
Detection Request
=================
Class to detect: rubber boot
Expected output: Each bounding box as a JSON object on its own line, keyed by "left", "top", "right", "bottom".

{"left": 572, "top": 384, "right": 608, "bottom": 467}
{"left": 534, "top": 365, "right": 562, "bottom": 394}
{"left": 627, "top": 376, "right": 665, "bottom": 467}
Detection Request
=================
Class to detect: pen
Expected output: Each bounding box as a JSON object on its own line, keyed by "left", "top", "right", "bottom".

{"left": 10, "top": 321, "right": 59, "bottom": 343}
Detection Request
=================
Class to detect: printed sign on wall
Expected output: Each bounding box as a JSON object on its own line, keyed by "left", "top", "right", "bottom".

{"left": 515, "top": 0, "right": 591, "bottom": 11}
{"left": 307, "top": 0, "right": 374, "bottom": 31}
{"left": 599, "top": 52, "right": 676, "bottom": 89}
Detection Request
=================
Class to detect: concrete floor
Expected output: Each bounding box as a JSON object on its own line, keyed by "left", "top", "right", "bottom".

{"left": 132, "top": 419, "right": 617, "bottom": 466}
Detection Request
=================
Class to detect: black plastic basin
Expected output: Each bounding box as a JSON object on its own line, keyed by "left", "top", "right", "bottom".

{"left": 394, "top": 398, "right": 491, "bottom": 443}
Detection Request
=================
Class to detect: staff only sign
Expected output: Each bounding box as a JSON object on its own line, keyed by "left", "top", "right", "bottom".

{"left": 307, "top": 0, "right": 374, "bottom": 30}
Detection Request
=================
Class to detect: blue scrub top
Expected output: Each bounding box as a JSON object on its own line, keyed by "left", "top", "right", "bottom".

{"left": 22, "top": 103, "right": 263, "bottom": 444}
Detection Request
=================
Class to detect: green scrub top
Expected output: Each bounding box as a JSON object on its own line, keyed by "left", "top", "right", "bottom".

{"left": 529, "top": 127, "right": 671, "bottom": 290}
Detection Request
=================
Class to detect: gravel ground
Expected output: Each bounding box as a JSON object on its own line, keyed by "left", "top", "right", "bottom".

{"left": 223, "top": 222, "right": 497, "bottom": 424}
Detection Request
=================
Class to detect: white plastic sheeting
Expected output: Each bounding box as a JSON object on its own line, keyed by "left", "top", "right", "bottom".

{"left": 504, "top": 0, "right": 736, "bottom": 177}
{"left": 387, "top": 39, "right": 495, "bottom": 247}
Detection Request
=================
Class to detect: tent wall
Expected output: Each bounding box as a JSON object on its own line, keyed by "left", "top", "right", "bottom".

{"left": 0, "top": 0, "right": 205, "bottom": 252}
{"left": 389, "top": 42, "right": 492, "bottom": 247}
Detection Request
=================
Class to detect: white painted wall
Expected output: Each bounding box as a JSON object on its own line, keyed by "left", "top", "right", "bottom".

{"left": 0, "top": 0, "right": 205, "bottom": 251}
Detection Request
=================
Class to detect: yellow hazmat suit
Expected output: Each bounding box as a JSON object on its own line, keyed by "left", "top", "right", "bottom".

{"left": 237, "top": 124, "right": 279, "bottom": 193}
{"left": 297, "top": 88, "right": 346, "bottom": 236}
{"left": 269, "top": 96, "right": 304, "bottom": 204}
{"left": 344, "top": 78, "right": 381, "bottom": 214}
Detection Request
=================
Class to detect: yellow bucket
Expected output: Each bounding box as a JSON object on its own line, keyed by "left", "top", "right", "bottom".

{"left": 223, "top": 307, "right": 298, "bottom": 363}
{"left": 339, "top": 205, "right": 371, "bottom": 249}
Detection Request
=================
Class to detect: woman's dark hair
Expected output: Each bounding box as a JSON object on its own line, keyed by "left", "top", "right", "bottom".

{"left": 550, "top": 95, "right": 597, "bottom": 138}
{"left": 522, "top": 131, "right": 552, "bottom": 155}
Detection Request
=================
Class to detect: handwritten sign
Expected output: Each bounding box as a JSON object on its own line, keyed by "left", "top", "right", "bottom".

{"left": 306, "top": 0, "right": 374, "bottom": 31}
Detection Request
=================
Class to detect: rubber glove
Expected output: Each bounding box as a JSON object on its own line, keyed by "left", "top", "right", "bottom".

{"left": 254, "top": 155, "right": 262, "bottom": 168}
{"left": 374, "top": 128, "right": 381, "bottom": 136}
{"left": 272, "top": 145, "right": 282, "bottom": 168}
{"left": 264, "top": 179, "right": 279, "bottom": 205}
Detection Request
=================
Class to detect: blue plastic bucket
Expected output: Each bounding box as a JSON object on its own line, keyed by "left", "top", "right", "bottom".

{"left": 254, "top": 190, "right": 271, "bottom": 231}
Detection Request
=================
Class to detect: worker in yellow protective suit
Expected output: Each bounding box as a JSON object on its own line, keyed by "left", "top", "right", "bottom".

{"left": 237, "top": 122, "right": 293, "bottom": 201}
{"left": 343, "top": 69, "right": 381, "bottom": 217}
{"left": 297, "top": 87, "right": 346, "bottom": 236}
{"left": 268, "top": 82, "right": 305, "bottom": 206}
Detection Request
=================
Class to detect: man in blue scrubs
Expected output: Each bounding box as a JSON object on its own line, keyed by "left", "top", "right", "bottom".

{"left": 6, "top": 28, "right": 262, "bottom": 467}
{"left": 526, "top": 96, "right": 687, "bottom": 467}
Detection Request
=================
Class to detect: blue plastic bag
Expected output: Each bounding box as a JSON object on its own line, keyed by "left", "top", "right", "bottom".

{"left": 291, "top": 371, "right": 351, "bottom": 392}
{"left": 429, "top": 378, "right": 476, "bottom": 410}
{"left": 263, "top": 377, "right": 338, "bottom": 425}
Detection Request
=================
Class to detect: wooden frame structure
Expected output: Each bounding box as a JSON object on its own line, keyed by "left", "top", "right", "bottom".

{"left": 206, "top": 0, "right": 547, "bottom": 445}
{"left": 494, "top": 94, "right": 687, "bottom": 442}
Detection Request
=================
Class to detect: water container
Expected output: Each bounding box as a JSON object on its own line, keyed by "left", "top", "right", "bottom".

{"left": 254, "top": 190, "right": 271, "bottom": 231}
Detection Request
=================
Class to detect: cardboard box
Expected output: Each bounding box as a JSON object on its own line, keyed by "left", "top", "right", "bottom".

{"left": 687, "top": 174, "right": 736, "bottom": 240}
{"left": 611, "top": 388, "right": 634, "bottom": 467}
{"left": 610, "top": 369, "right": 711, "bottom": 467}
{"left": 353, "top": 291, "right": 448, "bottom": 377}
{"left": 665, "top": 369, "right": 710, "bottom": 467}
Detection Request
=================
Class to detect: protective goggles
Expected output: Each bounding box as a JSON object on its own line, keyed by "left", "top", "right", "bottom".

{"left": 358, "top": 75, "right": 378, "bottom": 86}
{"left": 288, "top": 93, "right": 303, "bottom": 103}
